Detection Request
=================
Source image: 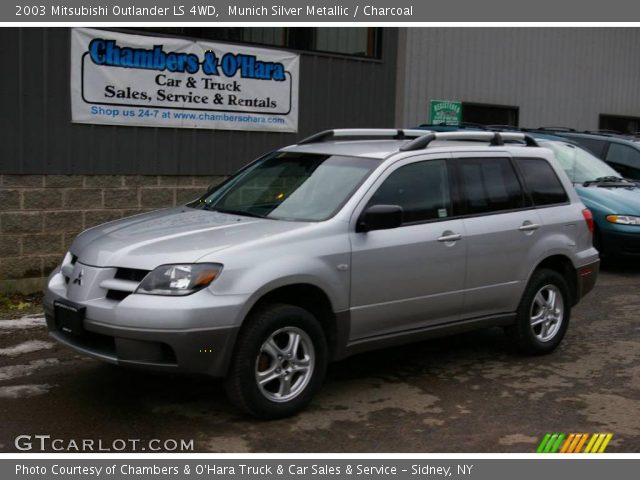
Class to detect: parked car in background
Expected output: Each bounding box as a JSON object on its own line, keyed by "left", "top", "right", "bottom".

{"left": 533, "top": 129, "right": 640, "bottom": 181}
{"left": 531, "top": 134, "right": 640, "bottom": 258}
{"left": 44, "top": 129, "right": 599, "bottom": 418}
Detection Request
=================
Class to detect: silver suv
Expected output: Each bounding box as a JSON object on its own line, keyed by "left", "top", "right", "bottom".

{"left": 45, "top": 130, "right": 599, "bottom": 418}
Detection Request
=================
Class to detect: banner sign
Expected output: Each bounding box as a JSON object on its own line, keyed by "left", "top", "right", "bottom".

{"left": 71, "top": 28, "right": 300, "bottom": 132}
{"left": 430, "top": 100, "right": 462, "bottom": 125}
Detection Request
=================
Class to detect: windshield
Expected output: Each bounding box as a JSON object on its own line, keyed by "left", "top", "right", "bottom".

{"left": 189, "top": 152, "right": 378, "bottom": 221}
{"left": 540, "top": 140, "right": 621, "bottom": 183}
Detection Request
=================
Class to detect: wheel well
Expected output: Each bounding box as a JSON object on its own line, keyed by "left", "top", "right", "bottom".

{"left": 534, "top": 255, "right": 578, "bottom": 305}
{"left": 247, "top": 284, "right": 338, "bottom": 357}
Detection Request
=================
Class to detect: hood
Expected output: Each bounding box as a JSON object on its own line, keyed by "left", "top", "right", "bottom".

{"left": 70, "top": 207, "right": 309, "bottom": 270}
{"left": 576, "top": 184, "right": 640, "bottom": 214}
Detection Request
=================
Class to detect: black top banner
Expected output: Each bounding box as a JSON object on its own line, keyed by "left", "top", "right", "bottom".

{"left": 5, "top": 0, "right": 640, "bottom": 22}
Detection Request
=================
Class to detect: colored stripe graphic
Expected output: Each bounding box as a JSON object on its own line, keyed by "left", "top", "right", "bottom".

{"left": 559, "top": 433, "right": 576, "bottom": 453}
{"left": 536, "top": 433, "right": 552, "bottom": 453}
{"left": 537, "top": 433, "right": 613, "bottom": 453}
{"left": 584, "top": 433, "right": 599, "bottom": 453}
{"left": 543, "top": 433, "right": 558, "bottom": 453}
{"left": 573, "top": 433, "right": 589, "bottom": 453}
{"left": 550, "top": 433, "right": 566, "bottom": 453}
{"left": 597, "top": 434, "right": 613, "bottom": 453}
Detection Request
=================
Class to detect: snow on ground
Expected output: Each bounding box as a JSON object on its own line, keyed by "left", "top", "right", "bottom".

{"left": 0, "top": 384, "right": 53, "bottom": 399}
{"left": 0, "top": 315, "right": 46, "bottom": 332}
{"left": 0, "top": 340, "right": 54, "bottom": 357}
{"left": 0, "top": 314, "right": 59, "bottom": 401}
{"left": 0, "top": 358, "right": 59, "bottom": 382}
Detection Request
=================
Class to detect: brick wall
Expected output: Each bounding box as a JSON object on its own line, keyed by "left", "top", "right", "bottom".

{"left": 0, "top": 174, "right": 226, "bottom": 293}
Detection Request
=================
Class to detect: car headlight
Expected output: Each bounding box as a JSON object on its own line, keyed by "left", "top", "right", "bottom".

{"left": 136, "top": 263, "right": 223, "bottom": 296}
{"left": 606, "top": 215, "right": 640, "bottom": 226}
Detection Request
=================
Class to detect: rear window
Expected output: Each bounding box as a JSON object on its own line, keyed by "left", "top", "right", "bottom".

{"left": 605, "top": 142, "right": 640, "bottom": 169}
{"left": 570, "top": 137, "right": 607, "bottom": 158}
{"left": 515, "top": 158, "right": 569, "bottom": 206}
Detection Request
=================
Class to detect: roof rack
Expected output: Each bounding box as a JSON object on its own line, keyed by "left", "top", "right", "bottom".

{"left": 486, "top": 124, "right": 521, "bottom": 131}
{"left": 584, "top": 129, "right": 622, "bottom": 135}
{"left": 399, "top": 131, "right": 539, "bottom": 151}
{"left": 536, "top": 126, "right": 576, "bottom": 132}
{"left": 297, "top": 129, "right": 429, "bottom": 145}
{"left": 580, "top": 130, "right": 623, "bottom": 137}
{"left": 418, "top": 122, "right": 488, "bottom": 130}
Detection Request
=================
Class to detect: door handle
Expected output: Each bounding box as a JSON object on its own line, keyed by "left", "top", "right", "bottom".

{"left": 518, "top": 222, "right": 541, "bottom": 232}
{"left": 437, "top": 232, "right": 462, "bottom": 242}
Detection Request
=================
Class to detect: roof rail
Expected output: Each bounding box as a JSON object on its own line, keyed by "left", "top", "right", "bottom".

{"left": 418, "top": 122, "right": 488, "bottom": 130}
{"left": 399, "top": 131, "right": 539, "bottom": 151}
{"left": 582, "top": 129, "right": 621, "bottom": 136}
{"left": 297, "top": 129, "right": 429, "bottom": 145}
{"left": 486, "top": 124, "right": 521, "bottom": 131}
{"left": 536, "top": 126, "right": 576, "bottom": 132}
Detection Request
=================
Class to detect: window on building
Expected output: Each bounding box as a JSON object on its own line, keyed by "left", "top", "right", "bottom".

{"left": 462, "top": 103, "right": 519, "bottom": 127}
{"left": 599, "top": 114, "right": 640, "bottom": 134}
{"left": 129, "top": 28, "right": 382, "bottom": 59}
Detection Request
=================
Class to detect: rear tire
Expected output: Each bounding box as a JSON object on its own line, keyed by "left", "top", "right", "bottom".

{"left": 506, "top": 269, "right": 571, "bottom": 355}
{"left": 225, "top": 303, "right": 328, "bottom": 419}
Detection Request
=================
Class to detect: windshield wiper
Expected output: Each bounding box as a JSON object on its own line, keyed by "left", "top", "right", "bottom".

{"left": 583, "top": 176, "right": 628, "bottom": 187}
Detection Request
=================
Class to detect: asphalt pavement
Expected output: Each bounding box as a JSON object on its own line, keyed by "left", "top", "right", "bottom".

{"left": 1, "top": 263, "right": 639, "bottom": 453}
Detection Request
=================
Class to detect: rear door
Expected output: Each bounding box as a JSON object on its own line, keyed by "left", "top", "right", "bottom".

{"left": 452, "top": 153, "right": 543, "bottom": 318}
{"left": 349, "top": 154, "right": 467, "bottom": 340}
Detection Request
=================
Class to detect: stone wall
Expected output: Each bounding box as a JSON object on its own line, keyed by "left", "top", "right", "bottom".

{"left": 0, "top": 174, "right": 225, "bottom": 293}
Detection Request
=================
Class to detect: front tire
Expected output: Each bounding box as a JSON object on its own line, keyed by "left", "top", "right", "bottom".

{"left": 507, "top": 269, "right": 571, "bottom": 355}
{"left": 225, "top": 303, "right": 328, "bottom": 419}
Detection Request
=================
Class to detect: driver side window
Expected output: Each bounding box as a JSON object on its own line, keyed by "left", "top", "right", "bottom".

{"left": 367, "top": 160, "right": 451, "bottom": 224}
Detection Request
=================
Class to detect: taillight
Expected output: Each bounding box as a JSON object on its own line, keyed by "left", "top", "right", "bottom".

{"left": 582, "top": 208, "right": 594, "bottom": 234}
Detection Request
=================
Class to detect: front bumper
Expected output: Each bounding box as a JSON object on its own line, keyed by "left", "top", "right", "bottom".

{"left": 46, "top": 314, "right": 239, "bottom": 377}
{"left": 601, "top": 229, "right": 640, "bottom": 257}
{"left": 44, "top": 265, "right": 246, "bottom": 377}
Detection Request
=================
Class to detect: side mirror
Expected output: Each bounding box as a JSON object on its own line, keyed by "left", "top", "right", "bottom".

{"left": 356, "top": 205, "right": 403, "bottom": 233}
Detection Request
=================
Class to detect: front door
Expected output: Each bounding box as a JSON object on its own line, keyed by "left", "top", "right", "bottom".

{"left": 349, "top": 155, "right": 467, "bottom": 341}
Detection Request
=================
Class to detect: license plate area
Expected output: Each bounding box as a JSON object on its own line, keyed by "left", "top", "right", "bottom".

{"left": 54, "top": 300, "right": 86, "bottom": 336}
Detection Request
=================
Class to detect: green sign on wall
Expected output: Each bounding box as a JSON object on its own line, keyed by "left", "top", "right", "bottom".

{"left": 429, "top": 100, "right": 462, "bottom": 125}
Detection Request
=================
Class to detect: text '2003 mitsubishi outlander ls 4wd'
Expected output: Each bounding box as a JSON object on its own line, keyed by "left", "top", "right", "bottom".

{"left": 45, "top": 130, "right": 599, "bottom": 418}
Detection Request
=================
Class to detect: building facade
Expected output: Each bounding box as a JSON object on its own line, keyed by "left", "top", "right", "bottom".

{"left": 395, "top": 28, "right": 640, "bottom": 131}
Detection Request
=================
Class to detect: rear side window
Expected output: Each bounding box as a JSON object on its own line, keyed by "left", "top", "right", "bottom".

{"left": 515, "top": 158, "right": 569, "bottom": 206}
{"left": 571, "top": 137, "right": 607, "bottom": 158}
{"left": 605, "top": 143, "right": 640, "bottom": 169}
{"left": 457, "top": 158, "right": 525, "bottom": 215}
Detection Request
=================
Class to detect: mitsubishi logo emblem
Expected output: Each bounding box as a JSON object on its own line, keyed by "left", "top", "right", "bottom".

{"left": 72, "top": 268, "right": 84, "bottom": 286}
